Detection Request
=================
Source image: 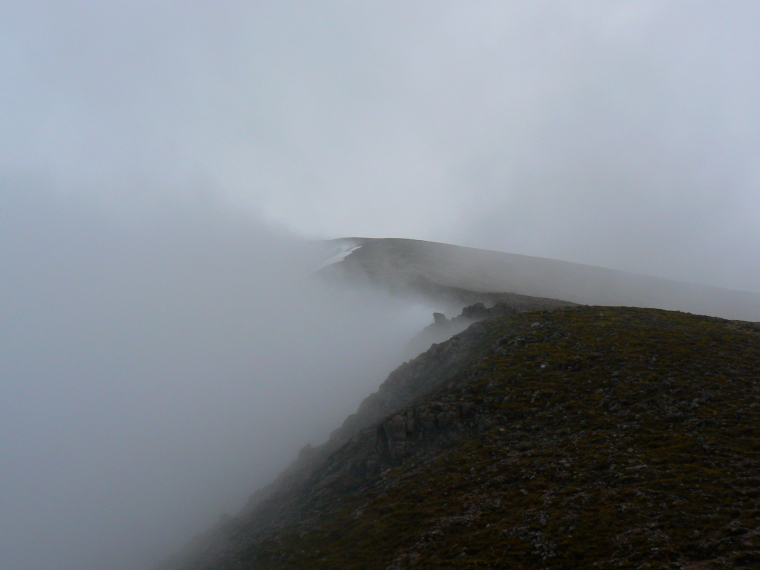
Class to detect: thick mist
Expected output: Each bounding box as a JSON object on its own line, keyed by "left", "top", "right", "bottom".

{"left": 0, "top": 184, "right": 431, "bottom": 570}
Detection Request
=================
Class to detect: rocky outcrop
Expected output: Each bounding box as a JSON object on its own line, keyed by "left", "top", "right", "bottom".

{"left": 404, "top": 300, "right": 531, "bottom": 358}
{"left": 158, "top": 304, "right": 508, "bottom": 570}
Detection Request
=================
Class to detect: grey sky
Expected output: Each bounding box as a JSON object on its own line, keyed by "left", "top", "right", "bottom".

{"left": 2, "top": 2, "right": 760, "bottom": 569}
{"left": 2, "top": 1, "right": 759, "bottom": 291}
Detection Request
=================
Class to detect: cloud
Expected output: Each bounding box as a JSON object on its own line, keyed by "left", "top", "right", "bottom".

{"left": 0, "top": 181, "right": 430, "bottom": 570}
{"left": 2, "top": 2, "right": 759, "bottom": 292}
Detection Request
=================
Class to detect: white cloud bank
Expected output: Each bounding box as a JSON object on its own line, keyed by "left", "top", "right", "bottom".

{"left": 0, "top": 184, "right": 430, "bottom": 570}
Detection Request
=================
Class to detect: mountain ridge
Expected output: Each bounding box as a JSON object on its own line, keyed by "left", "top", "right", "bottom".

{"left": 160, "top": 239, "right": 760, "bottom": 569}
{"left": 319, "top": 238, "right": 760, "bottom": 320}
{"left": 161, "top": 305, "right": 760, "bottom": 570}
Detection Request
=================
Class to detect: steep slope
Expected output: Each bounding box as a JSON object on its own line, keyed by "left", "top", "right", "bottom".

{"left": 319, "top": 238, "right": 760, "bottom": 320}
{"left": 167, "top": 306, "right": 760, "bottom": 570}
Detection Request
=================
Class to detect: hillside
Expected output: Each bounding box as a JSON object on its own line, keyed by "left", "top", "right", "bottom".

{"left": 319, "top": 238, "right": 760, "bottom": 320}
{"left": 165, "top": 306, "right": 760, "bottom": 570}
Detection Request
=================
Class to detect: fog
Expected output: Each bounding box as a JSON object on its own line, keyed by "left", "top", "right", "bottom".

{"left": 2, "top": 1, "right": 760, "bottom": 568}
{"left": 0, "top": 185, "right": 431, "bottom": 570}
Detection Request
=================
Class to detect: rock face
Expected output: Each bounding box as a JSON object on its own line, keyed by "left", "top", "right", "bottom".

{"left": 162, "top": 306, "right": 760, "bottom": 570}
{"left": 404, "top": 300, "right": 549, "bottom": 359}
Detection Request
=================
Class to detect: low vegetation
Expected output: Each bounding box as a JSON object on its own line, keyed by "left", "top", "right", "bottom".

{"left": 179, "top": 306, "right": 760, "bottom": 569}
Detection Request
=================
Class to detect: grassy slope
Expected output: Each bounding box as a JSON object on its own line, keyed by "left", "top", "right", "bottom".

{"left": 226, "top": 307, "right": 760, "bottom": 569}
